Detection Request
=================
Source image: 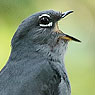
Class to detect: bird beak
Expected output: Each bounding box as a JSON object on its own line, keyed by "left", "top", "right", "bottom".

{"left": 56, "top": 10, "right": 81, "bottom": 42}
{"left": 58, "top": 33, "right": 81, "bottom": 42}
{"left": 61, "top": 10, "right": 74, "bottom": 18}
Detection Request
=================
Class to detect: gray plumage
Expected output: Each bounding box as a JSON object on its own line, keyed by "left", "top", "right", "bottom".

{"left": 0, "top": 10, "right": 76, "bottom": 95}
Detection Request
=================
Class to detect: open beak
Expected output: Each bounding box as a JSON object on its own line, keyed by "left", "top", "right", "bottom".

{"left": 59, "top": 33, "right": 81, "bottom": 42}
{"left": 61, "top": 10, "right": 74, "bottom": 18}
{"left": 57, "top": 10, "right": 81, "bottom": 42}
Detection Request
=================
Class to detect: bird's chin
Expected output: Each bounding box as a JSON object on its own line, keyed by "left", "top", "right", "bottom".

{"left": 55, "top": 39, "right": 68, "bottom": 56}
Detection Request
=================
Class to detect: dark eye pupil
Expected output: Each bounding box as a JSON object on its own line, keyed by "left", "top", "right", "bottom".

{"left": 40, "top": 17, "right": 49, "bottom": 24}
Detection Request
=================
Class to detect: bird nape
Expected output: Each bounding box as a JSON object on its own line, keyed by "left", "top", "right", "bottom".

{"left": 0, "top": 10, "right": 81, "bottom": 95}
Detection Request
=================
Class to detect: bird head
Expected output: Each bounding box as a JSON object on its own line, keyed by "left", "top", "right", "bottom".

{"left": 11, "top": 10, "right": 81, "bottom": 56}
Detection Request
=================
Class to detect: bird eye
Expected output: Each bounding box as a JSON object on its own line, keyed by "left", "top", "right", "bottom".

{"left": 39, "top": 14, "right": 53, "bottom": 27}
{"left": 40, "top": 16, "right": 50, "bottom": 25}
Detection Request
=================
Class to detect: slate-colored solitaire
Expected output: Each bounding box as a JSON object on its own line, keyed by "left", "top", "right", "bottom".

{"left": 0, "top": 10, "right": 81, "bottom": 95}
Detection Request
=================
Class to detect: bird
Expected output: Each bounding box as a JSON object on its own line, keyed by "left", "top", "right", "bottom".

{"left": 0, "top": 10, "right": 81, "bottom": 95}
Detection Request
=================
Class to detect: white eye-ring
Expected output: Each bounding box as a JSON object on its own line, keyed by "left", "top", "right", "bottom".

{"left": 39, "top": 22, "right": 53, "bottom": 27}
{"left": 39, "top": 14, "right": 50, "bottom": 18}
{"left": 39, "top": 14, "right": 53, "bottom": 27}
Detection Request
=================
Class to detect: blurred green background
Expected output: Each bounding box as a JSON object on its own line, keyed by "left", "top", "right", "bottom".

{"left": 0, "top": 0, "right": 95, "bottom": 95}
